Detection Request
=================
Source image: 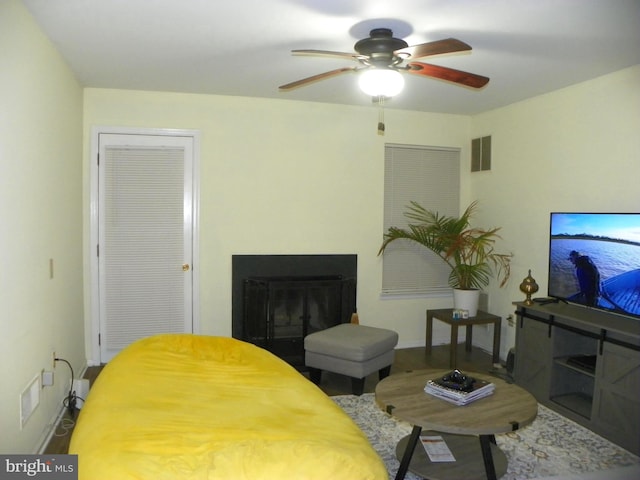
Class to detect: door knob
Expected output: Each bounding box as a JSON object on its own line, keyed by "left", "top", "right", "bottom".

{"left": 182, "top": 264, "right": 190, "bottom": 272}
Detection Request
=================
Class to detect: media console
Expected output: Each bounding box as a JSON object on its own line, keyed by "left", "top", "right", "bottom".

{"left": 513, "top": 301, "right": 640, "bottom": 455}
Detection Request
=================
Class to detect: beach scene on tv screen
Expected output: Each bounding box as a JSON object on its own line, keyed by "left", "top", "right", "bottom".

{"left": 549, "top": 213, "right": 640, "bottom": 317}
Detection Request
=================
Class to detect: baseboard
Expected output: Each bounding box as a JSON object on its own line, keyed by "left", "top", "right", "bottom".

{"left": 36, "top": 364, "right": 87, "bottom": 454}
{"left": 37, "top": 404, "right": 67, "bottom": 454}
{"left": 396, "top": 339, "right": 424, "bottom": 349}
{"left": 395, "top": 341, "right": 505, "bottom": 366}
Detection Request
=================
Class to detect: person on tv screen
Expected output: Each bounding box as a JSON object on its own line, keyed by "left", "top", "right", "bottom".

{"left": 568, "top": 250, "right": 601, "bottom": 307}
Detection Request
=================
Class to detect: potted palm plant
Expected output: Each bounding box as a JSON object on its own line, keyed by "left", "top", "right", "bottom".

{"left": 378, "top": 200, "right": 512, "bottom": 316}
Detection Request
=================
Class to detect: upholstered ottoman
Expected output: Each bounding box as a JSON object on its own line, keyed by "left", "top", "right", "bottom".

{"left": 304, "top": 323, "right": 399, "bottom": 395}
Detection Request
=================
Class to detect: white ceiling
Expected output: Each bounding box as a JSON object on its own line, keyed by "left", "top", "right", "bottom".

{"left": 23, "top": 0, "right": 640, "bottom": 115}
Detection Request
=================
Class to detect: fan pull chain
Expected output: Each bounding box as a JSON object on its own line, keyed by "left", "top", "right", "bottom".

{"left": 377, "top": 95, "right": 385, "bottom": 135}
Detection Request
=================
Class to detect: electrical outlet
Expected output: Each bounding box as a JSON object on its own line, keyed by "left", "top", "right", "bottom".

{"left": 506, "top": 314, "right": 515, "bottom": 327}
{"left": 42, "top": 370, "right": 54, "bottom": 387}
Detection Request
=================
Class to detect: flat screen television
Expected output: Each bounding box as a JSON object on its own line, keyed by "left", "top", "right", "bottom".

{"left": 548, "top": 212, "right": 640, "bottom": 319}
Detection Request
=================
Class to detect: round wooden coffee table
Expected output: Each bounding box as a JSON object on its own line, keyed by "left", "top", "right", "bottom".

{"left": 375, "top": 369, "right": 538, "bottom": 480}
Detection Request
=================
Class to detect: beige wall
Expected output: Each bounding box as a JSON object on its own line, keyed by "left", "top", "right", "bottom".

{"left": 0, "top": 1, "right": 84, "bottom": 453}
{"left": 469, "top": 65, "right": 640, "bottom": 354}
{"left": 82, "top": 90, "right": 472, "bottom": 363}
{"left": 82, "top": 65, "right": 640, "bottom": 364}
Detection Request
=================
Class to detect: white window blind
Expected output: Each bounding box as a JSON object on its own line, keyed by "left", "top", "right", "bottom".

{"left": 382, "top": 144, "right": 460, "bottom": 296}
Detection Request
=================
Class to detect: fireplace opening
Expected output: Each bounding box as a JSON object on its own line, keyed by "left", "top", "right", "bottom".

{"left": 232, "top": 255, "right": 357, "bottom": 367}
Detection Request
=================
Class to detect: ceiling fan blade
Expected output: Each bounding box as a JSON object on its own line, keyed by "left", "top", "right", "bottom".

{"left": 395, "top": 38, "right": 471, "bottom": 59}
{"left": 407, "top": 62, "right": 489, "bottom": 88}
{"left": 292, "top": 49, "right": 363, "bottom": 61}
{"left": 279, "top": 67, "right": 359, "bottom": 91}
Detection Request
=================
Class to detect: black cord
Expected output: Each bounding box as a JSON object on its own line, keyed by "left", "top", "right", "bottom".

{"left": 54, "top": 357, "right": 77, "bottom": 417}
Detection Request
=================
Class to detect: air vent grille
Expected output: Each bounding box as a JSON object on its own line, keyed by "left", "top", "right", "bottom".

{"left": 471, "top": 135, "right": 491, "bottom": 172}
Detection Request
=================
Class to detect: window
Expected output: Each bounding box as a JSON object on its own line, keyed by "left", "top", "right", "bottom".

{"left": 382, "top": 144, "right": 460, "bottom": 296}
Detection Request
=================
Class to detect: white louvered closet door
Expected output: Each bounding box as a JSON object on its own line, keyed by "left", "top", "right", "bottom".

{"left": 98, "top": 133, "right": 194, "bottom": 362}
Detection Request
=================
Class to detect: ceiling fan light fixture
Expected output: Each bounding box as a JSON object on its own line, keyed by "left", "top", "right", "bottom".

{"left": 358, "top": 68, "right": 404, "bottom": 97}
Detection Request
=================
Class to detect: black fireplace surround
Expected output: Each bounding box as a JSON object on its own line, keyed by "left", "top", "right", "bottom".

{"left": 232, "top": 255, "right": 357, "bottom": 367}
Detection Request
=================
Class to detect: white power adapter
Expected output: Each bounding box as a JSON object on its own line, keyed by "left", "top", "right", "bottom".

{"left": 72, "top": 379, "right": 90, "bottom": 408}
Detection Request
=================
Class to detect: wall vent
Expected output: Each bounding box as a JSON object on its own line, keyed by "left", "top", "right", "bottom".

{"left": 471, "top": 135, "right": 492, "bottom": 172}
{"left": 20, "top": 375, "right": 41, "bottom": 429}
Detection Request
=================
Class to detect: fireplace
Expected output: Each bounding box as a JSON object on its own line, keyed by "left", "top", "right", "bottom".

{"left": 232, "top": 255, "right": 357, "bottom": 367}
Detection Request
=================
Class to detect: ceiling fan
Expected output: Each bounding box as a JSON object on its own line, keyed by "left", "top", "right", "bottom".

{"left": 279, "top": 28, "right": 489, "bottom": 97}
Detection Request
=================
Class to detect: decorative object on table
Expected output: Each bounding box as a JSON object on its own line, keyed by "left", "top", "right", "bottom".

{"left": 451, "top": 309, "right": 469, "bottom": 320}
{"left": 519, "top": 269, "right": 539, "bottom": 305}
{"left": 378, "top": 200, "right": 512, "bottom": 316}
{"left": 424, "top": 369, "right": 495, "bottom": 405}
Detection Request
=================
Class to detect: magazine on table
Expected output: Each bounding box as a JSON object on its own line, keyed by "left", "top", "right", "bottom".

{"left": 424, "top": 370, "right": 495, "bottom": 405}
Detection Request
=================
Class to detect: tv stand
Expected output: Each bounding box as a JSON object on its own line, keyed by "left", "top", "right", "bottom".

{"left": 513, "top": 302, "right": 640, "bottom": 455}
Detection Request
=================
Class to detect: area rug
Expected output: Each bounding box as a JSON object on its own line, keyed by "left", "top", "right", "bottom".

{"left": 333, "top": 394, "right": 639, "bottom": 480}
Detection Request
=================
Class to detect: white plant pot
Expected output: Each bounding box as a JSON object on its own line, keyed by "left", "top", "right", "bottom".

{"left": 453, "top": 289, "right": 481, "bottom": 317}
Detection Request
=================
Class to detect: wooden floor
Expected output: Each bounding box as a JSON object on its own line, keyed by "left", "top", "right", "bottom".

{"left": 44, "top": 343, "right": 506, "bottom": 454}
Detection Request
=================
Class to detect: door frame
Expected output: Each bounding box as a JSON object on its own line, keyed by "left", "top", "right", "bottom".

{"left": 88, "top": 126, "right": 201, "bottom": 364}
